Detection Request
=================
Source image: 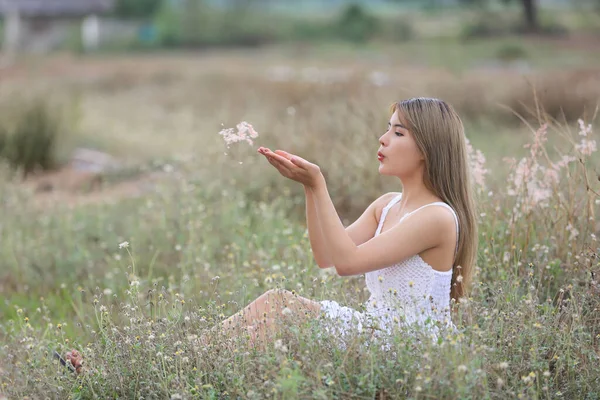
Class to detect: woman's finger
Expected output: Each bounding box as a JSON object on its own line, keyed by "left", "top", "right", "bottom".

{"left": 265, "top": 154, "right": 293, "bottom": 177}
{"left": 274, "top": 150, "right": 293, "bottom": 160}
{"left": 267, "top": 154, "right": 294, "bottom": 176}
{"left": 266, "top": 151, "right": 296, "bottom": 169}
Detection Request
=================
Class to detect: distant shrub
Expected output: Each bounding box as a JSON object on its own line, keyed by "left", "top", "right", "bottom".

{"left": 380, "top": 16, "right": 414, "bottom": 42}
{"left": 335, "top": 3, "right": 379, "bottom": 43}
{"left": 460, "top": 11, "right": 515, "bottom": 40}
{"left": 496, "top": 42, "right": 528, "bottom": 61}
{"left": 153, "top": 1, "right": 276, "bottom": 48}
{"left": 461, "top": 10, "right": 570, "bottom": 40}
{"left": 114, "top": 0, "right": 163, "bottom": 19}
{"left": 0, "top": 98, "right": 65, "bottom": 178}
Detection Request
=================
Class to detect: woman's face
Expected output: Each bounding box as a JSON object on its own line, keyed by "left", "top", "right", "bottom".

{"left": 377, "top": 110, "right": 424, "bottom": 178}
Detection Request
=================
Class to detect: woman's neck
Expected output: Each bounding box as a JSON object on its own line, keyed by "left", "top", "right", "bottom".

{"left": 397, "top": 175, "right": 439, "bottom": 211}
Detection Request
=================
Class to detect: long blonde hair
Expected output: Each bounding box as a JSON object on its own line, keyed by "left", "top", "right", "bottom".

{"left": 391, "top": 98, "right": 478, "bottom": 304}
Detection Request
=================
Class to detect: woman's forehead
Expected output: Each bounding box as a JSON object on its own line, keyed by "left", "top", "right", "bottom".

{"left": 389, "top": 109, "right": 407, "bottom": 125}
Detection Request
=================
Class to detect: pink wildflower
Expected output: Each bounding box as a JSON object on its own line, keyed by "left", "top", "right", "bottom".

{"left": 575, "top": 138, "right": 597, "bottom": 156}
{"left": 465, "top": 137, "right": 488, "bottom": 188}
{"left": 575, "top": 119, "right": 596, "bottom": 156}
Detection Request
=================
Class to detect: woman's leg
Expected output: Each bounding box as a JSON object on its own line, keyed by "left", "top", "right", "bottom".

{"left": 200, "top": 289, "right": 322, "bottom": 349}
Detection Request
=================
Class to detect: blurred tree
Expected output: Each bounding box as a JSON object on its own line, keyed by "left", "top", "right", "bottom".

{"left": 114, "top": 0, "right": 164, "bottom": 18}
{"left": 336, "top": 3, "right": 378, "bottom": 43}
{"left": 520, "top": 0, "right": 538, "bottom": 31}
{"left": 499, "top": 0, "right": 539, "bottom": 31}
{"left": 456, "top": 0, "right": 538, "bottom": 31}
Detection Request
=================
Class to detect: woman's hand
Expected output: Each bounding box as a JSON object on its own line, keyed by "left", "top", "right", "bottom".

{"left": 258, "top": 147, "right": 324, "bottom": 189}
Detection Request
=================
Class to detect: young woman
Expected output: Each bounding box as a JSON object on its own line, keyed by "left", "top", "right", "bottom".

{"left": 206, "top": 97, "right": 479, "bottom": 351}
{"left": 59, "top": 97, "right": 478, "bottom": 373}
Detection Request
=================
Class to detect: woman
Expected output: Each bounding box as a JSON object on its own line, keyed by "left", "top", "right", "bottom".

{"left": 60, "top": 97, "right": 478, "bottom": 373}
{"left": 208, "top": 97, "right": 478, "bottom": 351}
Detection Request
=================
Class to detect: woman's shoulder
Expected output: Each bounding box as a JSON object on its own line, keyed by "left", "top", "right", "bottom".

{"left": 373, "top": 192, "right": 402, "bottom": 220}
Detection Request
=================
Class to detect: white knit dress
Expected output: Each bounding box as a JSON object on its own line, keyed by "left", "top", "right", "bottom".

{"left": 317, "top": 193, "right": 459, "bottom": 350}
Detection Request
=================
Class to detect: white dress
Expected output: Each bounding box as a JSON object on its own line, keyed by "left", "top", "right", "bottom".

{"left": 317, "top": 193, "right": 460, "bottom": 350}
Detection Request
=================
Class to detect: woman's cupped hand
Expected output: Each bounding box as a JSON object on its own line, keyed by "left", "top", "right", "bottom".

{"left": 258, "top": 147, "right": 324, "bottom": 189}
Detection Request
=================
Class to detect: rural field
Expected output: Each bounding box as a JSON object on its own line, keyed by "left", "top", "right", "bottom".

{"left": 0, "top": 29, "right": 600, "bottom": 399}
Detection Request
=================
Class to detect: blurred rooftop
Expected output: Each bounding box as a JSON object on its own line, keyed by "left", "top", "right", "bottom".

{"left": 0, "top": 0, "right": 114, "bottom": 17}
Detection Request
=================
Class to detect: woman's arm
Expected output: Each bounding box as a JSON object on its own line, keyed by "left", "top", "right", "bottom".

{"left": 304, "top": 185, "right": 334, "bottom": 269}
{"left": 305, "top": 187, "right": 391, "bottom": 269}
{"left": 311, "top": 178, "right": 361, "bottom": 274}
{"left": 312, "top": 177, "right": 451, "bottom": 276}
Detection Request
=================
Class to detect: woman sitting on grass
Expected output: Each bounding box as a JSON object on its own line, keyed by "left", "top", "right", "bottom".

{"left": 209, "top": 97, "right": 478, "bottom": 351}
{"left": 61, "top": 97, "right": 478, "bottom": 372}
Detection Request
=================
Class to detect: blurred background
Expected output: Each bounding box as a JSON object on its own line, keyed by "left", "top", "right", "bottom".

{"left": 0, "top": 0, "right": 598, "bottom": 205}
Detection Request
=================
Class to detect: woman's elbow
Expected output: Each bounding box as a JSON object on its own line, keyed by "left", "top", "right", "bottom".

{"left": 319, "top": 263, "right": 336, "bottom": 270}
{"left": 335, "top": 264, "right": 353, "bottom": 276}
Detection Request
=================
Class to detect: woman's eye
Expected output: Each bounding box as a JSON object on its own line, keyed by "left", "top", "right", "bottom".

{"left": 395, "top": 131, "right": 403, "bottom": 136}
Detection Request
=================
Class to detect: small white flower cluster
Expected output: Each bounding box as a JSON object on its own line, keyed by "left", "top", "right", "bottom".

{"left": 274, "top": 339, "right": 288, "bottom": 352}
{"left": 218, "top": 121, "right": 259, "bottom": 148}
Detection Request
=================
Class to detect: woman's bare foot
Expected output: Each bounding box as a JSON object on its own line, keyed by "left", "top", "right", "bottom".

{"left": 67, "top": 349, "right": 84, "bottom": 374}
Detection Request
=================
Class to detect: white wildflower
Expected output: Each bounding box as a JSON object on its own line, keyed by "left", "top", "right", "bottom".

{"left": 218, "top": 121, "right": 259, "bottom": 147}
{"left": 119, "top": 241, "right": 129, "bottom": 249}
{"left": 274, "top": 339, "right": 288, "bottom": 352}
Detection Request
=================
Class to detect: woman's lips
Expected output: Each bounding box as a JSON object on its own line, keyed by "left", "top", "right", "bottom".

{"left": 377, "top": 152, "right": 385, "bottom": 161}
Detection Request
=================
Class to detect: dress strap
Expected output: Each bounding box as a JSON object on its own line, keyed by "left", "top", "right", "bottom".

{"left": 375, "top": 193, "right": 402, "bottom": 236}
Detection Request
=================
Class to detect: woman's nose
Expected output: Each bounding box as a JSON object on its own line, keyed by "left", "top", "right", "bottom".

{"left": 379, "top": 133, "right": 387, "bottom": 146}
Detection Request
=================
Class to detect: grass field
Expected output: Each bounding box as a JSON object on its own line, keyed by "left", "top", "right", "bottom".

{"left": 0, "top": 36, "right": 599, "bottom": 398}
